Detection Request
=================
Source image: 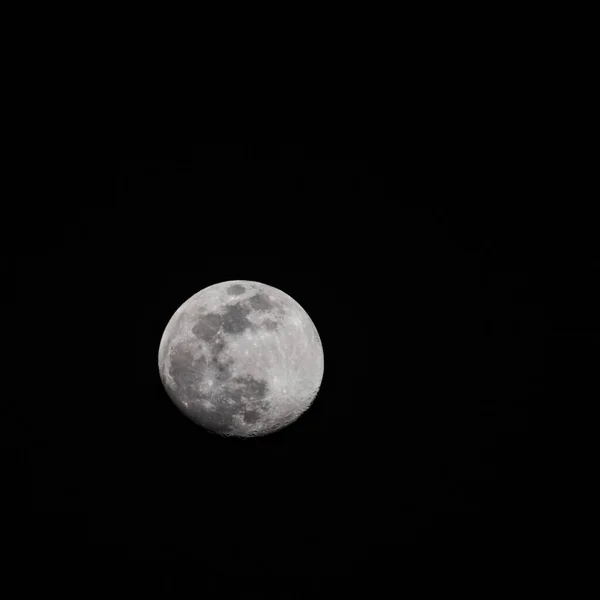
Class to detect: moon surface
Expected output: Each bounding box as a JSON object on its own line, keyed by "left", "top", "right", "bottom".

{"left": 158, "top": 280, "right": 324, "bottom": 437}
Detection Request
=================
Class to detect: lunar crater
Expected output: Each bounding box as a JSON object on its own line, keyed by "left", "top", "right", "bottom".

{"left": 220, "top": 303, "right": 254, "bottom": 335}
{"left": 262, "top": 318, "right": 279, "bottom": 331}
{"left": 226, "top": 284, "right": 246, "bottom": 295}
{"left": 247, "top": 292, "right": 276, "bottom": 312}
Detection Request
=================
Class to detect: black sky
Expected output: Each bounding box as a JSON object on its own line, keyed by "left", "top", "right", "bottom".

{"left": 7, "top": 143, "right": 570, "bottom": 579}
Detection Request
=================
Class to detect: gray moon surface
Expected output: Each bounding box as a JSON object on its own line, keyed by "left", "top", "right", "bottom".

{"left": 158, "top": 280, "right": 324, "bottom": 437}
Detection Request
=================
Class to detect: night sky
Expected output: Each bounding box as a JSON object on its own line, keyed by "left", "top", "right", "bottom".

{"left": 6, "top": 143, "right": 579, "bottom": 586}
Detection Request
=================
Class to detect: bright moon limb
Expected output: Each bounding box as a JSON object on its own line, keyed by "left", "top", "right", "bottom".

{"left": 158, "top": 280, "right": 324, "bottom": 437}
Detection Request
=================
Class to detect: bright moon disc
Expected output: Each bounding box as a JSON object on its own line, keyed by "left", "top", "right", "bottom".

{"left": 158, "top": 280, "right": 324, "bottom": 437}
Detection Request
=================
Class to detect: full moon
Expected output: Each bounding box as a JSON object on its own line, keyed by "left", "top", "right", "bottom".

{"left": 158, "top": 280, "right": 324, "bottom": 437}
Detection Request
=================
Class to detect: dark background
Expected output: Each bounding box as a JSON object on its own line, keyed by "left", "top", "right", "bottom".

{"left": 7, "top": 142, "right": 584, "bottom": 581}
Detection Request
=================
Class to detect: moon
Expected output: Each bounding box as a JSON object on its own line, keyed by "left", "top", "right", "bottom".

{"left": 158, "top": 280, "right": 324, "bottom": 437}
